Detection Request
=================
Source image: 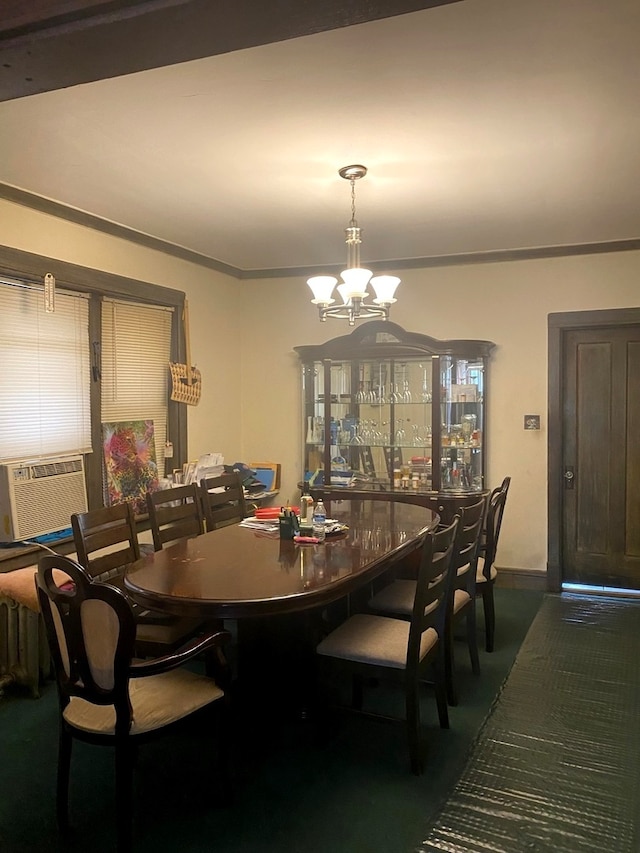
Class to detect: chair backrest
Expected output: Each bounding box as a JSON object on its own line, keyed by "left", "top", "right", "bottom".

{"left": 146, "top": 483, "right": 205, "bottom": 550}
{"left": 200, "top": 472, "right": 247, "bottom": 530}
{"left": 408, "top": 515, "right": 460, "bottom": 663}
{"left": 71, "top": 502, "right": 141, "bottom": 582}
{"left": 482, "top": 476, "right": 511, "bottom": 577}
{"left": 450, "top": 496, "right": 487, "bottom": 595}
{"left": 36, "top": 554, "right": 136, "bottom": 730}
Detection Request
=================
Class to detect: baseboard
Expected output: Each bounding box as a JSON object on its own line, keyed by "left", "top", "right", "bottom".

{"left": 495, "top": 567, "right": 547, "bottom": 591}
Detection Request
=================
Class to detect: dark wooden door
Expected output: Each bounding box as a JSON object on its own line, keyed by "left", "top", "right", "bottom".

{"left": 561, "top": 325, "right": 640, "bottom": 588}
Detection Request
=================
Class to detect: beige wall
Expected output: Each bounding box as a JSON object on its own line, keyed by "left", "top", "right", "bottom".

{"left": 0, "top": 197, "right": 243, "bottom": 463}
{"left": 240, "top": 251, "right": 640, "bottom": 575}
{"left": 3, "top": 198, "right": 640, "bottom": 575}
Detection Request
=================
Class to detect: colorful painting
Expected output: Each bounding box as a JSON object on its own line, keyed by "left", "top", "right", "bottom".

{"left": 102, "top": 420, "right": 159, "bottom": 514}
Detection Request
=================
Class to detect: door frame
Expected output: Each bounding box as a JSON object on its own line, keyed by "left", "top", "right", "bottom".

{"left": 548, "top": 306, "right": 640, "bottom": 592}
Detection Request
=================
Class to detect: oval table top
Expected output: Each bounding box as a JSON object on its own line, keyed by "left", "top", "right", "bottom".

{"left": 124, "top": 498, "right": 439, "bottom": 619}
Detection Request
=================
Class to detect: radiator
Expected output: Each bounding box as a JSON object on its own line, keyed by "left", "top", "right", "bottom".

{"left": 0, "top": 595, "right": 49, "bottom": 698}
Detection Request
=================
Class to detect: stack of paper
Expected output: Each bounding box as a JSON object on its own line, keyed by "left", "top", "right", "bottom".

{"left": 194, "top": 452, "right": 225, "bottom": 484}
{"left": 239, "top": 517, "right": 279, "bottom": 533}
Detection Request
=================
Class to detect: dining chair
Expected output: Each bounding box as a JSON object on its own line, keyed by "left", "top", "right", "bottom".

{"left": 368, "top": 497, "right": 486, "bottom": 707}
{"left": 316, "top": 516, "right": 459, "bottom": 775}
{"left": 442, "top": 496, "right": 486, "bottom": 705}
{"left": 200, "top": 472, "right": 247, "bottom": 530}
{"left": 146, "top": 483, "right": 205, "bottom": 550}
{"left": 476, "top": 476, "right": 511, "bottom": 652}
{"left": 36, "top": 554, "right": 231, "bottom": 853}
{"left": 71, "top": 503, "right": 204, "bottom": 657}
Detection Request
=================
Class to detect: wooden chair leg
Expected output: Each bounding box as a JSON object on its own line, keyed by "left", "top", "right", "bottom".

{"left": 115, "top": 741, "right": 135, "bottom": 853}
{"left": 444, "top": 620, "right": 458, "bottom": 707}
{"left": 56, "top": 725, "right": 72, "bottom": 833}
{"left": 205, "top": 644, "right": 232, "bottom": 690}
{"left": 482, "top": 583, "right": 496, "bottom": 653}
{"left": 217, "top": 700, "right": 234, "bottom": 805}
{"left": 467, "top": 606, "right": 481, "bottom": 676}
{"left": 352, "top": 673, "right": 364, "bottom": 710}
{"left": 434, "top": 651, "right": 449, "bottom": 730}
{"left": 405, "top": 677, "right": 423, "bottom": 776}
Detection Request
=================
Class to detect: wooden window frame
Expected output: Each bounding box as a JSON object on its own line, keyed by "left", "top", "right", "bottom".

{"left": 0, "top": 245, "right": 187, "bottom": 513}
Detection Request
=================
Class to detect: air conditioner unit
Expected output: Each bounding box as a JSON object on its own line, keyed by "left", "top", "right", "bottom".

{"left": 0, "top": 455, "right": 88, "bottom": 542}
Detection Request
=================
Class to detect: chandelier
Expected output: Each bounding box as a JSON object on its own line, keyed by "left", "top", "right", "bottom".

{"left": 307, "top": 165, "right": 400, "bottom": 325}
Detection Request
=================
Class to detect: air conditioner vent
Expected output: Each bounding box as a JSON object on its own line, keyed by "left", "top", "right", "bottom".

{"left": 31, "top": 458, "right": 83, "bottom": 479}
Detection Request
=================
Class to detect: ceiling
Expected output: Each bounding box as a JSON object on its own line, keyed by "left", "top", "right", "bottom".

{"left": 1, "top": 0, "right": 639, "bottom": 277}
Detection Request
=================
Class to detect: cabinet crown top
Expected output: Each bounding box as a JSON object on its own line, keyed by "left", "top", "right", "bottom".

{"left": 294, "top": 320, "right": 495, "bottom": 360}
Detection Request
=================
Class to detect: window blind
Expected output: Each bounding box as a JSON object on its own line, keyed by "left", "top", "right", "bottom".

{"left": 0, "top": 279, "right": 91, "bottom": 462}
{"left": 101, "top": 298, "right": 173, "bottom": 475}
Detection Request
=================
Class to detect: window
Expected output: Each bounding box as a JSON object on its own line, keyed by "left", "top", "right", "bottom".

{"left": 0, "top": 247, "right": 186, "bottom": 516}
{"left": 101, "top": 298, "right": 173, "bottom": 477}
{"left": 0, "top": 278, "right": 91, "bottom": 461}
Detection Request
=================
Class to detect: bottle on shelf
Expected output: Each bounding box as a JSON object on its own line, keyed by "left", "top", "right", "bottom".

{"left": 312, "top": 499, "right": 327, "bottom": 541}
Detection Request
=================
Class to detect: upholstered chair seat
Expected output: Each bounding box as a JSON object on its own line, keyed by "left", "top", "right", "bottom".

{"left": 317, "top": 613, "right": 438, "bottom": 669}
{"left": 315, "top": 518, "right": 459, "bottom": 775}
{"left": 475, "top": 556, "right": 498, "bottom": 585}
{"left": 368, "top": 580, "right": 439, "bottom": 618}
{"left": 453, "top": 587, "right": 471, "bottom": 614}
{"left": 64, "top": 668, "right": 224, "bottom": 736}
{"left": 0, "top": 565, "right": 71, "bottom": 612}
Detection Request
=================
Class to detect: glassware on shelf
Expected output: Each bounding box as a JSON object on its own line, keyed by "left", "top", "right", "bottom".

{"left": 306, "top": 416, "right": 314, "bottom": 444}
{"left": 400, "top": 364, "right": 412, "bottom": 402}
{"left": 295, "top": 325, "right": 494, "bottom": 494}
{"left": 448, "top": 424, "right": 463, "bottom": 446}
{"left": 462, "top": 413, "right": 477, "bottom": 443}
{"left": 420, "top": 363, "right": 432, "bottom": 403}
{"left": 350, "top": 421, "right": 363, "bottom": 444}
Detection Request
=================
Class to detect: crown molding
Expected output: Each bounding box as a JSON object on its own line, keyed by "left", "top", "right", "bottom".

{"left": 2, "top": 182, "right": 639, "bottom": 281}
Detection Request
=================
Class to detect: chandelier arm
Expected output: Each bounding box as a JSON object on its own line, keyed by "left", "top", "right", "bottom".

{"left": 318, "top": 299, "right": 391, "bottom": 326}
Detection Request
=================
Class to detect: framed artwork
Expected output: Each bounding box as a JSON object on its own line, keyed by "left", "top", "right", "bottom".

{"left": 249, "top": 462, "right": 281, "bottom": 492}
{"left": 102, "top": 419, "right": 159, "bottom": 514}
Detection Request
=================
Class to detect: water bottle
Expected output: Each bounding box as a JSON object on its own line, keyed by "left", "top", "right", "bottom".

{"left": 312, "top": 499, "right": 326, "bottom": 541}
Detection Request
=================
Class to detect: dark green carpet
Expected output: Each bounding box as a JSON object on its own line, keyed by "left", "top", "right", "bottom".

{"left": 418, "top": 593, "right": 640, "bottom": 853}
{"left": 0, "top": 588, "right": 542, "bottom": 853}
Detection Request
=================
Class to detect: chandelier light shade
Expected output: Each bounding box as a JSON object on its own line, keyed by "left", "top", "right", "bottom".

{"left": 307, "top": 165, "right": 400, "bottom": 325}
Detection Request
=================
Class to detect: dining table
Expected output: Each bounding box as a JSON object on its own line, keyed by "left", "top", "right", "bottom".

{"left": 125, "top": 497, "right": 439, "bottom": 716}
{"left": 124, "top": 497, "right": 440, "bottom": 621}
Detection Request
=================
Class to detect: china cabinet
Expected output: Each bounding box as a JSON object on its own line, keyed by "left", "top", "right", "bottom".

{"left": 294, "top": 322, "right": 495, "bottom": 499}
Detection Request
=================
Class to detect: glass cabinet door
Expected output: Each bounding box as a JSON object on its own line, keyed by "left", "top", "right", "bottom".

{"left": 301, "top": 360, "right": 325, "bottom": 483}
{"left": 349, "top": 359, "right": 394, "bottom": 487}
{"left": 439, "top": 355, "right": 484, "bottom": 492}
{"left": 303, "top": 356, "right": 437, "bottom": 490}
{"left": 296, "top": 322, "right": 494, "bottom": 495}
